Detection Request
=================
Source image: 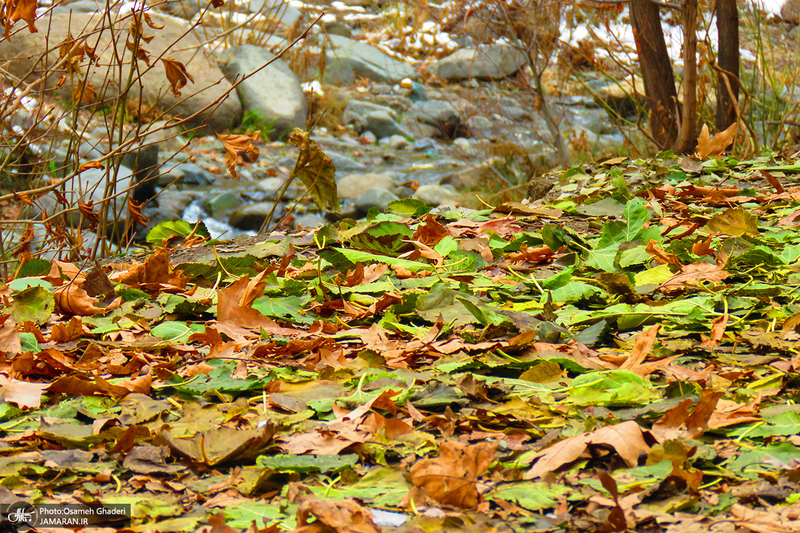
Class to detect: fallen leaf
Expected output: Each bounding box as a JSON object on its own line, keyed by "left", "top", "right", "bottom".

{"left": 0, "top": 374, "right": 49, "bottom": 408}
{"left": 660, "top": 262, "right": 729, "bottom": 293}
{"left": 695, "top": 123, "right": 736, "bottom": 159}
{"left": 408, "top": 440, "right": 496, "bottom": 508}
{"left": 524, "top": 421, "right": 652, "bottom": 480}
{"left": 707, "top": 207, "right": 759, "bottom": 236}
{"left": 295, "top": 498, "right": 382, "bottom": 533}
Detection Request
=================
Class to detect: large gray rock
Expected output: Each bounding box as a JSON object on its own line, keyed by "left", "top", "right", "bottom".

{"left": 218, "top": 45, "right": 307, "bottom": 141}
{"left": 0, "top": 13, "right": 241, "bottom": 133}
{"left": 325, "top": 34, "right": 416, "bottom": 83}
{"left": 156, "top": 0, "right": 202, "bottom": 20}
{"left": 428, "top": 45, "right": 528, "bottom": 81}
{"left": 409, "top": 100, "right": 464, "bottom": 139}
{"left": 327, "top": 152, "right": 366, "bottom": 173}
{"left": 248, "top": 0, "right": 304, "bottom": 31}
{"left": 356, "top": 187, "right": 400, "bottom": 214}
{"left": 228, "top": 202, "right": 286, "bottom": 231}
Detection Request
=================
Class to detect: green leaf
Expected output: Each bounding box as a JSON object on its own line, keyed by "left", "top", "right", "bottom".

{"left": 567, "top": 369, "right": 657, "bottom": 406}
{"left": 623, "top": 197, "right": 650, "bottom": 241}
{"left": 387, "top": 198, "right": 431, "bottom": 217}
{"left": 151, "top": 321, "right": 204, "bottom": 343}
{"left": 320, "top": 248, "right": 432, "bottom": 272}
{"left": 146, "top": 220, "right": 210, "bottom": 245}
{"left": 586, "top": 244, "right": 620, "bottom": 272}
{"left": 253, "top": 295, "right": 312, "bottom": 324}
{"left": 256, "top": 454, "right": 358, "bottom": 473}
{"left": 11, "top": 286, "right": 54, "bottom": 325}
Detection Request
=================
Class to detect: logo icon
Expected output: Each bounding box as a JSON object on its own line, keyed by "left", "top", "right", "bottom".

{"left": 4, "top": 502, "right": 37, "bottom": 526}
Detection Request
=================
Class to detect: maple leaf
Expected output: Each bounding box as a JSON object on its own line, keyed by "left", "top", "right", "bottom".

{"left": 162, "top": 57, "right": 194, "bottom": 97}
{"left": 4, "top": 0, "right": 38, "bottom": 38}
{"left": 217, "top": 131, "right": 260, "bottom": 179}
{"left": 695, "top": 122, "right": 736, "bottom": 159}
{"left": 660, "top": 262, "right": 729, "bottom": 293}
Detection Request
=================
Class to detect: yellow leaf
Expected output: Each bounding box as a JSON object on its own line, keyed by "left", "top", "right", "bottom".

{"left": 707, "top": 207, "right": 758, "bottom": 236}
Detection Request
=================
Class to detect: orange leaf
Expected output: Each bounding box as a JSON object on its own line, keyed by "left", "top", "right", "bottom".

{"left": 408, "top": 441, "right": 497, "bottom": 508}
{"left": 695, "top": 123, "right": 736, "bottom": 159}
{"left": 78, "top": 160, "right": 104, "bottom": 172}
{"left": 217, "top": 131, "right": 260, "bottom": 179}
{"left": 162, "top": 57, "right": 194, "bottom": 97}
{"left": 6, "top": 0, "right": 38, "bottom": 36}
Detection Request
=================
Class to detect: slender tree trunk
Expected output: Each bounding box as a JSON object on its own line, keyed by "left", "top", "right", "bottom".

{"left": 630, "top": 0, "right": 679, "bottom": 149}
{"left": 674, "top": 0, "right": 698, "bottom": 153}
{"left": 716, "top": 0, "right": 740, "bottom": 131}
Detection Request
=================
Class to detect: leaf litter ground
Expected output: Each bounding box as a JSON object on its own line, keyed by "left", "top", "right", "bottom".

{"left": 4, "top": 152, "right": 800, "bottom": 533}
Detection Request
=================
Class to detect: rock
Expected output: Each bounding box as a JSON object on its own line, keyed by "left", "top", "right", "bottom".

{"left": 257, "top": 177, "right": 302, "bottom": 200}
{"left": 409, "top": 100, "right": 464, "bottom": 138}
{"left": 248, "top": 0, "right": 304, "bottom": 32}
{"left": 325, "top": 34, "right": 417, "bottom": 83}
{"left": 338, "top": 172, "right": 395, "bottom": 200}
{"left": 782, "top": 0, "right": 800, "bottom": 23}
{"left": 356, "top": 187, "right": 400, "bottom": 213}
{"left": 344, "top": 100, "right": 397, "bottom": 121}
{"left": 294, "top": 214, "right": 327, "bottom": 229}
{"left": 428, "top": 45, "right": 528, "bottom": 81}
{"left": 327, "top": 152, "right": 366, "bottom": 172}
{"left": 466, "top": 115, "right": 495, "bottom": 137}
{"left": 156, "top": 0, "right": 201, "bottom": 19}
{"left": 452, "top": 137, "right": 473, "bottom": 152}
{"left": 228, "top": 202, "right": 286, "bottom": 231}
{"left": 590, "top": 77, "right": 644, "bottom": 118}
{"left": 0, "top": 13, "right": 241, "bottom": 133}
{"left": 412, "top": 184, "right": 461, "bottom": 206}
{"left": 316, "top": 59, "right": 356, "bottom": 86}
{"left": 323, "top": 21, "right": 352, "bottom": 38}
{"left": 160, "top": 164, "right": 217, "bottom": 187}
{"left": 401, "top": 118, "right": 439, "bottom": 139}
{"left": 51, "top": 0, "right": 99, "bottom": 15}
{"left": 204, "top": 192, "right": 243, "bottom": 219}
{"left": 218, "top": 45, "right": 307, "bottom": 141}
{"left": 379, "top": 135, "right": 409, "bottom": 149}
{"left": 409, "top": 138, "right": 437, "bottom": 152}
{"left": 394, "top": 186, "right": 415, "bottom": 198}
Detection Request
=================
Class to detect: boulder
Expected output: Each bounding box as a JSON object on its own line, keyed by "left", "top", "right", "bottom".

{"left": 0, "top": 12, "right": 241, "bottom": 133}
{"left": 248, "top": 0, "right": 304, "bottom": 32}
{"left": 409, "top": 100, "right": 464, "bottom": 138}
{"left": 325, "top": 34, "right": 417, "bottom": 83}
{"left": 218, "top": 45, "right": 307, "bottom": 140}
{"left": 356, "top": 187, "right": 400, "bottom": 214}
{"left": 338, "top": 172, "right": 395, "bottom": 200}
{"left": 428, "top": 45, "right": 528, "bottom": 81}
{"left": 413, "top": 184, "right": 461, "bottom": 207}
{"left": 228, "top": 202, "right": 285, "bottom": 231}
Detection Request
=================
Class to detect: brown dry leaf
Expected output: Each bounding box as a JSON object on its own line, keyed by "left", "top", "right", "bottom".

{"left": 413, "top": 214, "right": 449, "bottom": 246}
{"left": 217, "top": 131, "right": 260, "bottom": 179}
{"left": 695, "top": 123, "right": 737, "bottom": 159}
{"left": 14, "top": 191, "right": 33, "bottom": 206}
{"left": 126, "top": 38, "right": 151, "bottom": 66}
{"left": 49, "top": 316, "right": 85, "bottom": 343}
{"left": 660, "top": 262, "right": 729, "bottom": 293}
{"left": 117, "top": 248, "right": 185, "bottom": 288}
{"left": 162, "top": 57, "right": 194, "bottom": 97}
{"left": 47, "top": 374, "right": 131, "bottom": 398}
{"left": 524, "top": 421, "right": 652, "bottom": 480}
{"left": 0, "top": 315, "right": 21, "bottom": 353}
{"left": 700, "top": 313, "right": 728, "bottom": 348}
{"left": 5, "top": 0, "right": 38, "bottom": 38}
{"left": 620, "top": 324, "right": 660, "bottom": 372}
{"left": 288, "top": 129, "right": 338, "bottom": 212}
{"left": 651, "top": 391, "right": 723, "bottom": 442}
{"left": 407, "top": 440, "right": 496, "bottom": 509}
{"left": 645, "top": 239, "right": 682, "bottom": 265}
{"left": 730, "top": 502, "right": 800, "bottom": 533}
{"left": 77, "top": 160, "right": 104, "bottom": 172}
{"left": 707, "top": 207, "right": 759, "bottom": 236}
{"left": 78, "top": 199, "right": 100, "bottom": 228}
{"left": 0, "top": 374, "right": 49, "bottom": 408}
{"left": 54, "top": 276, "right": 121, "bottom": 316}
{"left": 217, "top": 271, "right": 279, "bottom": 330}
{"left": 295, "top": 498, "right": 382, "bottom": 533}
{"left": 72, "top": 81, "right": 96, "bottom": 103}
{"left": 128, "top": 197, "right": 149, "bottom": 226}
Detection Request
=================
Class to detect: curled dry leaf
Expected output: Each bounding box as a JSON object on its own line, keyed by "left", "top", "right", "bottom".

{"left": 4, "top": 0, "right": 38, "bottom": 38}
{"left": 296, "top": 498, "right": 382, "bottom": 533}
{"left": 128, "top": 197, "right": 149, "bottom": 226}
{"left": 288, "top": 128, "right": 338, "bottom": 212}
{"left": 695, "top": 123, "right": 737, "bottom": 159}
{"left": 217, "top": 131, "right": 260, "bottom": 179}
{"left": 660, "top": 262, "right": 729, "bottom": 293}
{"left": 162, "top": 57, "right": 194, "bottom": 97}
{"left": 53, "top": 276, "right": 121, "bottom": 316}
{"left": 407, "top": 440, "right": 497, "bottom": 509}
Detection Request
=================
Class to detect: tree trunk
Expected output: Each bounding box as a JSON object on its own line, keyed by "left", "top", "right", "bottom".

{"left": 630, "top": 0, "right": 679, "bottom": 149}
{"left": 673, "top": 0, "right": 698, "bottom": 154}
{"left": 716, "top": 0, "right": 740, "bottom": 131}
